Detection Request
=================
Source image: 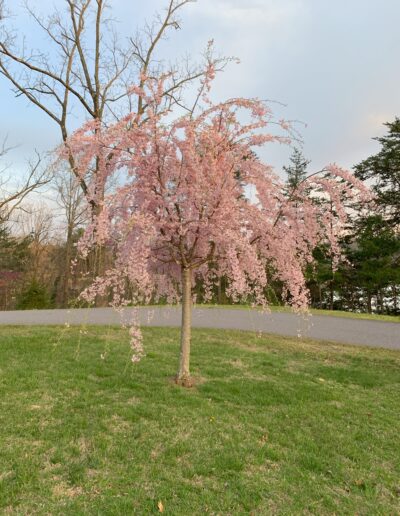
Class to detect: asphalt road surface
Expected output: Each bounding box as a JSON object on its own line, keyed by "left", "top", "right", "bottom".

{"left": 0, "top": 307, "right": 399, "bottom": 350}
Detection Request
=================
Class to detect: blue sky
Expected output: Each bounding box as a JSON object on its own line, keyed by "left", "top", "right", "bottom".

{"left": 1, "top": 0, "right": 399, "bottom": 178}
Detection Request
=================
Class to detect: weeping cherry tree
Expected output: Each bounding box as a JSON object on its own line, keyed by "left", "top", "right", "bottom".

{"left": 64, "top": 69, "right": 370, "bottom": 386}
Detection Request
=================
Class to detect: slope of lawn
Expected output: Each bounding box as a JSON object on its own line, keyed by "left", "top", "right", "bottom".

{"left": 0, "top": 326, "right": 399, "bottom": 514}
{"left": 197, "top": 303, "right": 400, "bottom": 322}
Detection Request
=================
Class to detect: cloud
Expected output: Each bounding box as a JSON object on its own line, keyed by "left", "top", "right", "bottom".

{"left": 191, "top": 0, "right": 304, "bottom": 25}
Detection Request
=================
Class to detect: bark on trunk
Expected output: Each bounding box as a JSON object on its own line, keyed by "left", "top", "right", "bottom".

{"left": 366, "top": 292, "right": 372, "bottom": 313}
{"left": 176, "top": 267, "right": 193, "bottom": 387}
{"left": 94, "top": 244, "right": 108, "bottom": 307}
{"left": 60, "top": 224, "right": 73, "bottom": 307}
{"left": 378, "top": 289, "right": 384, "bottom": 314}
{"left": 329, "top": 280, "right": 334, "bottom": 311}
{"left": 217, "top": 277, "right": 222, "bottom": 305}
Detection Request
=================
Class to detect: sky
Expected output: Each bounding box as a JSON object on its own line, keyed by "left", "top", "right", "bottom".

{"left": 1, "top": 0, "right": 399, "bottom": 180}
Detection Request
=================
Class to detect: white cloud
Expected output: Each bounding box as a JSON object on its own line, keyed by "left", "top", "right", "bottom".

{"left": 191, "top": 0, "right": 304, "bottom": 22}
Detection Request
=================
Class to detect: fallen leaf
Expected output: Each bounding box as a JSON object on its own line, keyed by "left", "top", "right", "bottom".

{"left": 354, "top": 479, "right": 366, "bottom": 490}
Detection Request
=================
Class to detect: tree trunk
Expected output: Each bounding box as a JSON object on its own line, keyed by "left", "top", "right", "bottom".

{"left": 176, "top": 267, "right": 193, "bottom": 387}
{"left": 366, "top": 291, "right": 372, "bottom": 313}
{"left": 92, "top": 194, "right": 109, "bottom": 307}
{"left": 378, "top": 289, "right": 384, "bottom": 314}
{"left": 94, "top": 245, "right": 109, "bottom": 307}
{"left": 60, "top": 223, "right": 73, "bottom": 307}
{"left": 217, "top": 277, "right": 222, "bottom": 304}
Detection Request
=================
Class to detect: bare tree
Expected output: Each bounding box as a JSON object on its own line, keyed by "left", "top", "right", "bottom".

{"left": 52, "top": 166, "right": 88, "bottom": 305}
{"left": 0, "top": 1, "right": 218, "bottom": 206}
{"left": 0, "top": 139, "right": 49, "bottom": 223}
{"left": 18, "top": 202, "right": 56, "bottom": 285}
{"left": 0, "top": 0, "right": 224, "bottom": 300}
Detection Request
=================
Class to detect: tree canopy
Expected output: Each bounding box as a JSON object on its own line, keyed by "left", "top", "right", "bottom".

{"left": 63, "top": 70, "right": 370, "bottom": 382}
{"left": 354, "top": 118, "right": 400, "bottom": 225}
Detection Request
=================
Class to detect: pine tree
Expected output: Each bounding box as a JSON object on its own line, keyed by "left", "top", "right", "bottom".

{"left": 329, "top": 215, "right": 400, "bottom": 314}
{"left": 354, "top": 118, "right": 400, "bottom": 225}
{"left": 283, "top": 147, "right": 311, "bottom": 190}
{"left": 16, "top": 278, "right": 51, "bottom": 310}
{"left": 0, "top": 223, "right": 31, "bottom": 309}
{"left": 0, "top": 223, "right": 30, "bottom": 270}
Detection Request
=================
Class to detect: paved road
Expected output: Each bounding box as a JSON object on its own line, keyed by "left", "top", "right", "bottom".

{"left": 0, "top": 307, "right": 399, "bottom": 350}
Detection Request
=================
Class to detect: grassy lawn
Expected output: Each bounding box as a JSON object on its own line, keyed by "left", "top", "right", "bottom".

{"left": 197, "top": 304, "right": 400, "bottom": 323}
{"left": 1, "top": 326, "right": 399, "bottom": 514}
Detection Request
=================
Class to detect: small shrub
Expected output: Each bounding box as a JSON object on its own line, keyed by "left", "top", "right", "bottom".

{"left": 16, "top": 279, "right": 51, "bottom": 310}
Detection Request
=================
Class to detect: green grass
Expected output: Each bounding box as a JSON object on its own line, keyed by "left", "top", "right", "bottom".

{"left": 197, "top": 303, "right": 400, "bottom": 322}
{"left": 1, "top": 326, "right": 399, "bottom": 514}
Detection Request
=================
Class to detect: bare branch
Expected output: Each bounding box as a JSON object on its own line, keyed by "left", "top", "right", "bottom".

{"left": 0, "top": 146, "right": 50, "bottom": 223}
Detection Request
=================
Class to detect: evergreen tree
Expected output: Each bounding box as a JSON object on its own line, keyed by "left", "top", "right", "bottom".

{"left": 340, "top": 215, "right": 400, "bottom": 313}
{"left": 354, "top": 118, "right": 400, "bottom": 225}
{"left": 16, "top": 278, "right": 51, "bottom": 310}
{"left": 306, "top": 244, "right": 339, "bottom": 310}
{"left": 0, "top": 223, "right": 31, "bottom": 309}
{"left": 0, "top": 223, "right": 30, "bottom": 271}
{"left": 283, "top": 147, "right": 310, "bottom": 190}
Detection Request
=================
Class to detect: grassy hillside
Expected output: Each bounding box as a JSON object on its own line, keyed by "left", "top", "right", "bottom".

{"left": 0, "top": 326, "right": 399, "bottom": 514}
